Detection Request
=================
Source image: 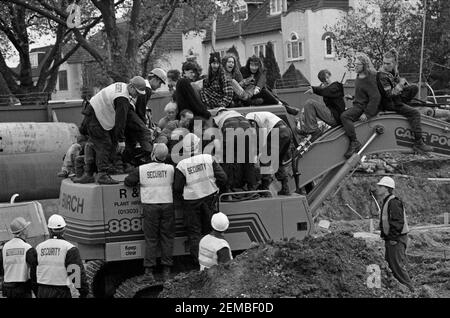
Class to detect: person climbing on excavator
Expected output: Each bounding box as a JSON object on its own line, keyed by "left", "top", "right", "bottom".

{"left": 245, "top": 111, "right": 293, "bottom": 196}
{"left": 377, "top": 48, "right": 432, "bottom": 154}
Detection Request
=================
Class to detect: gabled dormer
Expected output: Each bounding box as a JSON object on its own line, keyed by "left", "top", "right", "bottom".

{"left": 269, "top": 0, "right": 287, "bottom": 16}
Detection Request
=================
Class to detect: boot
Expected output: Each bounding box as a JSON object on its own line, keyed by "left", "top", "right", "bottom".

{"left": 277, "top": 178, "right": 291, "bottom": 196}
{"left": 162, "top": 266, "right": 171, "bottom": 282}
{"left": 123, "top": 163, "right": 135, "bottom": 173}
{"left": 73, "top": 162, "right": 95, "bottom": 184}
{"left": 57, "top": 170, "right": 69, "bottom": 178}
{"left": 344, "top": 140, "right": 361, "bottom": 159}
{"left": 70, "top": 156, "right": 85, "bottom": 181}
{"left": 96, "top": 172, "right": 120, "bottom": 185}
{"left": 413, "top": 139, "right": 433, "bottom": 153}
{"left": 258, "top": 177, "right": 272, "bottom": 198}
{"left": 284, "top": 105, "right": 299, "bottom": 116}
{"left": 137, "top": 267, "right": 155, "bottom": 284}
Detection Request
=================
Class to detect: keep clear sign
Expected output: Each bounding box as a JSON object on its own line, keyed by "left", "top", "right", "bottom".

{"left": 120, "top": 243, "right": 142, "bottom": 258}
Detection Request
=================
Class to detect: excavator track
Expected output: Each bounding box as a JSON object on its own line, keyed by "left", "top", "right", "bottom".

{"left": 114, "top": 275, "right": 164, "bottom": 298}
{"left": 84, "top": 260, "right": 106, "bottom": 298}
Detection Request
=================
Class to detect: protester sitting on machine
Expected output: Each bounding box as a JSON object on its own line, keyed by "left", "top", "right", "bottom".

{"left": 200, "top": 52, "right": 234, "bottom": 109}
{"left": 182, "top": 60, "right": 202, "bottom": 82}
{"left": 124, "top": 143, "right": 175, "bottom": 283}
{"left": 245, "top": 111, "right": 293, "bottom": 196}
{"left": 57, "top": 134, "right": 88, "bottom": 178}
{"left": 222, "top": 54, "right": 251, "bottom": 106}
{"left": 377, "top": 48, "right": 432, "bottom": 153}
{"left": 175, "top": 78, "right": 211, "bottom": 120}
{"left": 299, "top": 69, "right": 346, "bottom": 141}
{"left": 198, "top": 212, "right": 232, "bottom": 271}
{"left": 174, "top": 133, "right": 228, "bottom": 265}
{"left": 341, "top": 53, "right": 381, "bottom": 159}
{"left": 212, "top": 108, "right": 258, "bottom": 200}
{"left": 240, "top": 55, "right": 299, "bottom": 115}
{"left": 158, "top": 101, "right": 179, "bottom": 130}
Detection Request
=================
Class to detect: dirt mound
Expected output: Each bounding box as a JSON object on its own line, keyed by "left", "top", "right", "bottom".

{"left": 160, "top": 233, "right": 412, "bottom": 298}
{"left": 317, "top": 158, "right": 450, "bottom": 225}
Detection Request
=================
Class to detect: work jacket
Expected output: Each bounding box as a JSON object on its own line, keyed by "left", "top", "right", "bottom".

{"left": 380, "top": 194, "right": 409, "bottom": 241}
{"left": 139, "top": 162, "right": 174, "bottom": 204}
{"left": 198, "top": 234, "right": 232, "bottom": 271}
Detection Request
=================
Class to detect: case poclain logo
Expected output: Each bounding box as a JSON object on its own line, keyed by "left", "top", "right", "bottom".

{"left": 395, "top": 127, "right": 450, "bottom": 156}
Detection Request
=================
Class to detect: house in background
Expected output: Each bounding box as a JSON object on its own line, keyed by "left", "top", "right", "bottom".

{"left": 183, "top": 0, "right": 356, "bottom": 87}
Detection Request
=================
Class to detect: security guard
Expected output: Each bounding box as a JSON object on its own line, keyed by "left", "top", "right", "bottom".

{"left": 81, "top": 76, "right": 147, "bottom": 184}
{"left": 245, "top": 111, "right": 293, "bottom": 196}
{"left": 174, "top": 133, "right": 227, "bottom": 264}
{"left": 35, "top": 214, "right": 89, "bottom": 298}
{"left": 0, "top": 217, "right": 37, "bottom": 298}
{"left": 124, "top": 143, "right": 175, "bottom": 283}
{"left": 376, "top": 177, "right": 414, "bottom": 292}
{"left": 198, "top": 212, "right": 232, "bottom": 271}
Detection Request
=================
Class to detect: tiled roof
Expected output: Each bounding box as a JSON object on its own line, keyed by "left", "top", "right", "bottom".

{"left": 287, "top": 0, "right": 349, "bottom": 13}
{"left": 203, "top": 1, "right": 281, "bottom": 43}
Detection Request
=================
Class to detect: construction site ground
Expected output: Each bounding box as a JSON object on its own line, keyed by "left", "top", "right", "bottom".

{"left": 34, "top": 154, "right": 450, "bottom": 298}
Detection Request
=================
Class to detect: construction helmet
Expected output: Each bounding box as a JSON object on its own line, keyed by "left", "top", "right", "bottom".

{"left": 149, "top": 68, "right": 167, "bottom": 84}
{"left": 182, "top": 133, "right": 200, "bottom": 154}
{"left": 47, "top": 214, "right": 67, "bottom": 230}
{"left": 377, "top": 176, "right": 395, "bottom": 189}
{"left": 10, "top": 217, "right": 31, "bottom": 235}
{"left": 130, "top": 76, "right": 147, "bottom": 95}
{"left": 152, "top": 143, "right": 169, "bottom": 161}
{"left": 211, "top": 212, "right": 229, "bottom": 232}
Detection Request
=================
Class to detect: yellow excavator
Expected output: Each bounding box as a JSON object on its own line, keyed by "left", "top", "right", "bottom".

{"left": 53, "top": 104, "right": 449, "bottom": 298}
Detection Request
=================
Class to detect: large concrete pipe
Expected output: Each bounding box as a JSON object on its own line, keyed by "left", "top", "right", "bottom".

{"left": 0, "top": 123, "right": 80, "bottom": 202}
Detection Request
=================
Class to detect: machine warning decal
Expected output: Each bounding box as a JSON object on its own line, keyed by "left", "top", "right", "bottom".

{"left": 395, "top": 127, "right": 450, "bottom": 155}
{"left": 120, "top": 243, "right": 142, "bottom": 258}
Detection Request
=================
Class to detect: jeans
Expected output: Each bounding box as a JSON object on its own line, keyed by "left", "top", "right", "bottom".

{"left": 303, "top": 99, "right": 337, "bottom": 133}
{"left": 340, "top": 106, "right": 365, "bottom": 141}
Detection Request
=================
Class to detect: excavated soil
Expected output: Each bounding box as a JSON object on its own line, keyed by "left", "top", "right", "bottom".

{"left": 159, "top": 155, "right": 449, "bottom": 298}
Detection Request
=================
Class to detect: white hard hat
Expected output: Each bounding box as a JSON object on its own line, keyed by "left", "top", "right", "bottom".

{"left": 183, "top": 133, "right": 200, "bottom": 153}
{"left": 47, "top": 214, "right": 67, "bottom": 230}
{"left": 377, "top": 176, "right": 395, "bottom": 189}
{"left": 10, "top": 217, "right": 31, "bottom": 234}
{"left": 211, "top": 212, "right": 229, "bottom": 232}
{"left": 149, "top": 68, "right": 167, "bottom": 84}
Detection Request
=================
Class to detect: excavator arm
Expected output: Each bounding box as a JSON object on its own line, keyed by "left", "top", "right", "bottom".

{"left": 291, "top": 112, "right": 450, "bottom": 214}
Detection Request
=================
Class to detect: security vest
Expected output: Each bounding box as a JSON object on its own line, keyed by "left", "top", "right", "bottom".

{"left": 36, "top": 238, "right": 74, "bottom": 286}
{"left": 246, "top": 111, "right": 281, "bottom": 133}
{"left": 198, "top": 234, "right": 232, "bottom": 271}
{"left": 2, "top": 238, "right": 32, "bottom": 283}
{"left": 214, "top": 110, "right": 243, "bottom": 130}
{"left": 381, "top": 195, "right": 409, "bottom": 236}
{"left": 139, "top": 162, "right": 174, "bottom": 204}
{"left": 90, "top": 82, "right": 131, "bottom": 130}
{"left": 176, "top": 154, "right": 218, "bottom": 200}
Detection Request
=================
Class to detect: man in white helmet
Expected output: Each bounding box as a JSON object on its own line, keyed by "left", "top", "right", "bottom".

{"left": 80, "top": 76, "right": 148, "bottom": 184}
{"left": 174, "top": 133, "right": 228, "bottom": 265}
{"left": 375, "top": 176, "right": 414, "bottom": 292}
{"left": 35, "top": 214, "right": 88, "bottom": 298}
{"left": 124, "top": 143, "right": 175, "bottom": 283}
{"left": 0, "top": 217, "right": 38, "bottom": 298}
{"left": 198, "top": 212, "right": 232, "bottom": 271}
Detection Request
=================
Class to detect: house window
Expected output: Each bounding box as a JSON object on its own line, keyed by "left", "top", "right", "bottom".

{"left": 325, "top": 36, "right": 334, "bottom": 57}
{"left": 286, "top": 32, "right": 303, "bottom": 61}
{"left": 30, "top": 53, "right": 39, "bottom": 68}
{"left": 58, "top": 70, "right": 68, "bottom": 91}
{"left": 270, "top": 0, "right": 284, "bottom": 15}
{"left": 253, "top": 44, "right": 266, "bottom": 58}
{"left": 233, "top": 0, "right": 248, "bottom": 23}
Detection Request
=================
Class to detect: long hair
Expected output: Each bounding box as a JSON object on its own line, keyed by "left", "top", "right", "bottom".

{"left": 244, "top": 55, "right": 264, "bottom": 76}
{"left": 355, "top": 52, "right": 376, "bottom": 75}
{"left": 222, "top": 54, "right": 240, "bottom": 78}
{"left": 383, "top": 48, "right": 399, "bottom": 73}
{"left": 206, "top": 58, "right": 225, "bottom": 87}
